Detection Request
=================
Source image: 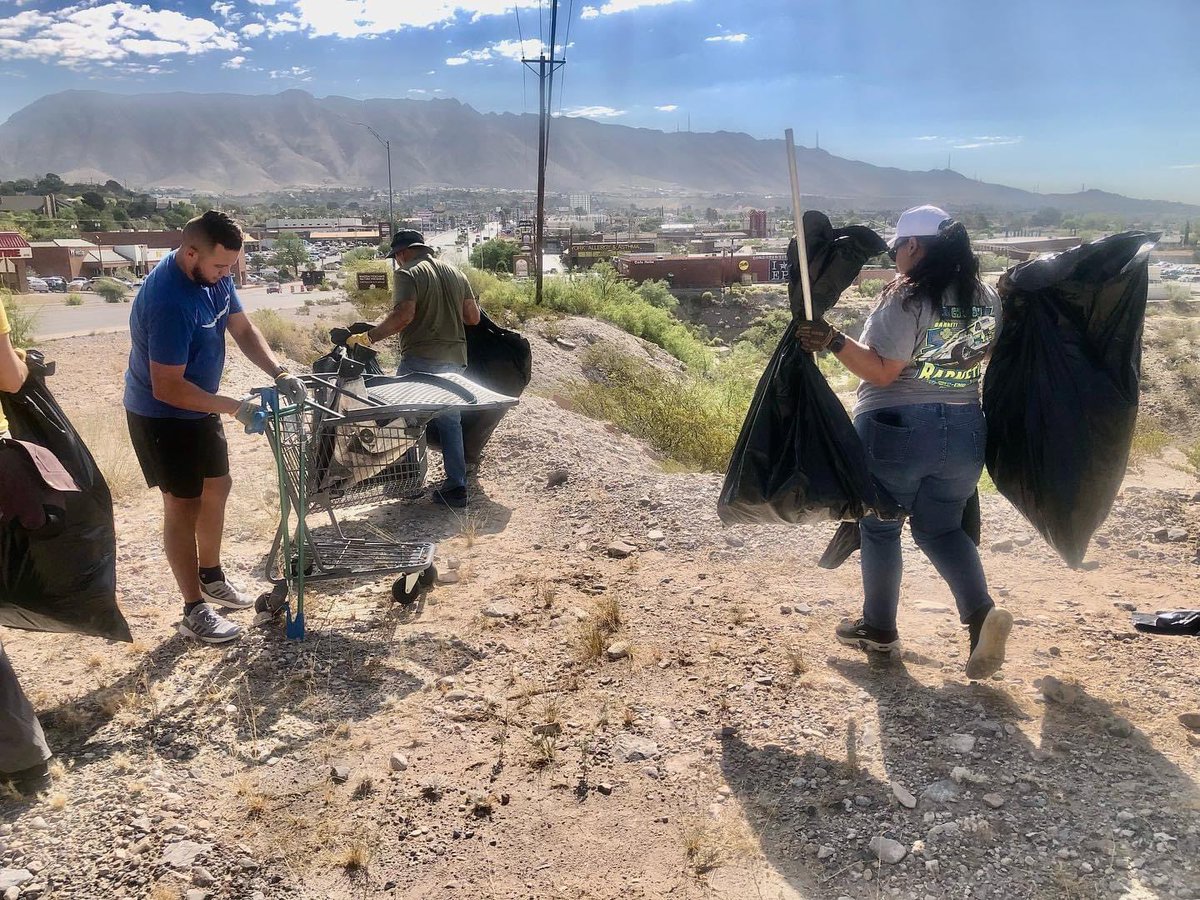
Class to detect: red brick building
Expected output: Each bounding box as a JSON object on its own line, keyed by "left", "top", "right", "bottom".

{"left": 0, "top": 232, "right": 31, "bottom": 293}
{"left": 614, "top": 253, "right": 788, "bottom": 290}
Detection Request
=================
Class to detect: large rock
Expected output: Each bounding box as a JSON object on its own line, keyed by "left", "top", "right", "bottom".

{"left": 161, "top": 841, "right": 212, "bottom": 869}
{"left": 869, "top": 836, "right": 908, "bottom": 864}
{"left": 613, "top": 735, "right": 659, "bottom": 762}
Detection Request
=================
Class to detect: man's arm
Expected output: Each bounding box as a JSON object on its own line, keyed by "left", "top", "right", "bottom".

{"left": 226, "top": 311, "right": 286, "bottom": 378}
{"left": 461, "top": 278, "right": 481, "bottom": 327}
{"left": 366, "top": 299, "right": 416, "bottom": 342}
{"left": 149, "top": 361, "right": 242, "bottom": 415}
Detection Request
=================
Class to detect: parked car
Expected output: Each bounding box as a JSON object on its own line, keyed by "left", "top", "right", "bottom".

{"left": 43, "top": 276, "right": 68, "bottom": 292}
{"left": 27, "top": 277, "right": 49, "bottom": 293}
{"left": 67, "top": 278, "right": 91, "bottom": 291}
{"left": 266, "top": 283, "right": 281, "bottom": 294}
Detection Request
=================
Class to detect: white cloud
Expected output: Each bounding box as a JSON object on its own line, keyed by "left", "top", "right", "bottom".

{"left": 655, "top": 104, "right": 677, "bottom": 112}
{"left": 211, "top": 1, "right": 239, "bottom": 24}
{"left": 705, "top": 33, "right": 747, "bottom": 43}
{"left": 915, "top": 135, "right": 941, "bottom": 141}
{"left": 286, "top": 0, "right": 544, "bottom": 38}
{"left": 0, "top": 2, "right": 239, "bottom": 70}
{"left": 445, "top": 37, "right": 542, "bottom": 67}
{"left": 562, "top": 105, "right": 626, "bottom": 118}
{"left": 269, "top": 65, "right": 311, "bottom": 80}
{"left": 1169, "top": 163, "right": 1200, "bottom": 170}
{"left": 581, "top": 0, "right": 689, "bottom": 18}
{"left": 425, "top": 69, "right": 435, "bottom": 75}
{"left": 223, "top": 54, "right": 246, "bottom": 69}
{"left": 265, "top": 11, "right": 303, "bottom": 35}
{"left": 240, "top": 22, "right": 265, "bottom": 37}
{"left": 953, "top": 136, "right": 1022, "bottom": 149}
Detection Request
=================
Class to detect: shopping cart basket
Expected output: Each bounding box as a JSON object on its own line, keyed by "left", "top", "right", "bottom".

{"left": 250, "top": 361, "right": 518, "bottom": 639}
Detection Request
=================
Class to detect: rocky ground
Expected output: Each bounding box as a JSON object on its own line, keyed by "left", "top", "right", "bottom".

{"left": 1, "top": 324, "right": 1198, "bottom": 900}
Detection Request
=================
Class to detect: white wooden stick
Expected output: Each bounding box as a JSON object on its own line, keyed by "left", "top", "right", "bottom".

{"left": 785, "top": 128, "right": 814, "bottom": 322}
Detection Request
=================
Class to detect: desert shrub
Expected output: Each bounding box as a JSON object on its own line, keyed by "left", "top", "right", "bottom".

{"left": 249, "top": 309, "right": 330, "bottom": 366}
{"left": 65, "top": 292, "right": 84, "bottom": 306}
{"left": 1, "top": 289, "right": 38, "bottom": 345}
{"left": 94, "top": 278, "right": 128, "bottom": 304}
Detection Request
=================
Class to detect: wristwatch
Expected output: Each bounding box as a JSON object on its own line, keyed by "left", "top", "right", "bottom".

{"left": 828, "top": 330, "right": 847, "bottom": 354}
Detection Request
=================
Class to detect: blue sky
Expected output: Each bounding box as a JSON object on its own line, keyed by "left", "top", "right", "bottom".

{"left": 2, "top": 0, "right": 1199, "bottom": 203}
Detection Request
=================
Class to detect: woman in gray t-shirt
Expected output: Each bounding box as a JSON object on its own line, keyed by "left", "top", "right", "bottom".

{"left": 797, "top": 205, "right": 1012, "bottom": 680}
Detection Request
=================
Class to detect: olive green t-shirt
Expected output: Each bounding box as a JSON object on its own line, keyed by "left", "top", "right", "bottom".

{"left": 392, "top": 255, "right": 475, "bottom": 366}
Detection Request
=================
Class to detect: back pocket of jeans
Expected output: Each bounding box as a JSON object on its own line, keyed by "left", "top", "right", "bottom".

{"left": 867, "top": 417, "right": 912, "bottom": 463}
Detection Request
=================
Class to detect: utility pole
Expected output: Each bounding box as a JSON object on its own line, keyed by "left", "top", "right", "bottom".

{"left": 354, "top": 121, "right": 394, "bottom": 239}
{"left": 522, "top": 0, "right": 566, "bottom": 305}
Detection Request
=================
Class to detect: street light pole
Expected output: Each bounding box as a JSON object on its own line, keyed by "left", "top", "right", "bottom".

{"left": 355, "top": 122, "right": 394, "bottom": 238}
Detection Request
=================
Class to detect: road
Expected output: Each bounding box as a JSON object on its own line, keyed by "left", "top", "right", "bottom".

{"left": 17, "top": 286, "right": 316, "bottom": 340}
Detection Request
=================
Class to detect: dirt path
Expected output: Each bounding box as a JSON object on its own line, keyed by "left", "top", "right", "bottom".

{"left": 1, "top": 331, "right": 1198, "bottom": 900}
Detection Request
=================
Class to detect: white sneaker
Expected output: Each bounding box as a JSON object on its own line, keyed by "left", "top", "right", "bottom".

{"left": 178, "top": 603, "right": 243, "bottom": 644}
{"left": 199, "top": 576, "right": 253, "bottom": 610}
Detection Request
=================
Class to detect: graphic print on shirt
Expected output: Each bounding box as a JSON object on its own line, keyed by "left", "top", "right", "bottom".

{"left": 200, "top": 294, "right": 231, "bottom": 329}
{"left": 913, "top": 303, "right": 997, "bottom": 388}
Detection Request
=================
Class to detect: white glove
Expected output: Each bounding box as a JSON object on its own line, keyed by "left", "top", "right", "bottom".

{"left": 233, "top": 396, "right": 259, "bottom": 432}
{"left": 274, "top": 370, "right": 307, "bottom": 406}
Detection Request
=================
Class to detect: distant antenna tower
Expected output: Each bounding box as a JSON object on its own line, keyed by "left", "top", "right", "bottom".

{"left": 815, "top": 130, "right": 820, "bottom": 150}
{"left": 687, "top": 112, "right": 691, "bottom": 133}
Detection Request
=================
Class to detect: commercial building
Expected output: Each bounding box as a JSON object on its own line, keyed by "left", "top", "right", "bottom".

{"left": 563, "top": 240, "right": 657, "bottom": 269}
{"left": 614, "top": 252, "right": 789, "bottom": 290}
{"left": 0, "top": 232, "right": 31, "bottom": 293}
{"left": 748, "top": 210, "right": 768, "bottom": 239}
{"left": 262, "top": 218, "right": 365, "bottom": 234}
{"left": 0, "top": 195, "right": 59, "bottom": 217}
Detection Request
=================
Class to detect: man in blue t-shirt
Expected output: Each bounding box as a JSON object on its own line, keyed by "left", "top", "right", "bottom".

{"left": 124, "top": 211, "right": 306, "bottom": 644}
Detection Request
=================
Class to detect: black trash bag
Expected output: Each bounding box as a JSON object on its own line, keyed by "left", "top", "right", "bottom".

{"left": 0, "top": 350, "right": 129, "bottom": 642}
{"left": 718, "top": 215, "right": 887, "bottom": 525}
{"left": 429, "top": 310, "right": 532, "bottom": 465}
{"left": 788, "top": 211, "right": 888, "bottom": 319}
{"left": 982, "top": 231, "right": 1156, "bottom": 568}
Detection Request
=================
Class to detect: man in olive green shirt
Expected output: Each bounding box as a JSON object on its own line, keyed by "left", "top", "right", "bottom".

{"left": 346, "top": 230, "right": 481, "bottom": 508}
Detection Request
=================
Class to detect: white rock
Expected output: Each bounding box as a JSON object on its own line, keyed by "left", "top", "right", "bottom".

{"left": 389, "top": 753, "right": 409, "bottom": 772}
{"left": 160, "top": 841, "right": 212, "bottom": 869}
{"left": 891, "top": 782, "right": 918, "bottom": 809}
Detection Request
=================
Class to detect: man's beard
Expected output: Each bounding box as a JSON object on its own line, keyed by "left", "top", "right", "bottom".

{"left": 191, "top": 265, "right": 219, "bottom": 286}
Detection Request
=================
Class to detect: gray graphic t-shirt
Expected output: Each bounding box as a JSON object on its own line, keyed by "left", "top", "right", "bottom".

{"left": 854, "top": 279, "right": 1000, "bottom": 417}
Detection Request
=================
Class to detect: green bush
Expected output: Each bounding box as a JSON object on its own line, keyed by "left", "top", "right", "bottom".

{"left": 65, "top": 292, "right": 84, "bottom": 306}
{"left": 249, "top": 309, "right": 329, "bottom": 366}
{"left": 1, "top": 289, "right": 37, "bottom": 346}
{"left": 94, "top": 278, "right": 128, "bottom": 304}
{"left": 1184, "top": 441, "right": 1200, "bottom": 476}
{"left": 1163, "top": 283, "right": 1193, "bottom": 303}
{"left": 858, "top": 279, "right": 888, "bottom": 297}
{"left": 569, "top": 347, "right": 745, "bottom": 471}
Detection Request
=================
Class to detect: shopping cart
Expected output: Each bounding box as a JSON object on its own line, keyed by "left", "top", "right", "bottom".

{"left": 250, "top": 355, "right": 518, "bottom": 639}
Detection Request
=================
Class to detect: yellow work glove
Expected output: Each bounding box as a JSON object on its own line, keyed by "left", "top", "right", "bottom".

{"left": 345, "top": 332, "right": 373, "bottom": 349}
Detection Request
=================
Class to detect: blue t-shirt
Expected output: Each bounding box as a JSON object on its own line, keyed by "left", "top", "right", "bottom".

{"left": 123, "top": 250, "right": 243, "bottom": 419}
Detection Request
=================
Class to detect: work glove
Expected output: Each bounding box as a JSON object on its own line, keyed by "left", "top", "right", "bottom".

{"left": 796, "top": 319, "right": 837, "bottom": 353}
{"left": 274, "top": 370, "right": 307, "bottom": 406}
{"left": 233, "top": 395, "right": 260, "bottom": 433}
{"left": 329, "top": 322, "right": 374, "bottom": 346}
{"left": 344, "top": 332, "right": 374, "bottom": 350}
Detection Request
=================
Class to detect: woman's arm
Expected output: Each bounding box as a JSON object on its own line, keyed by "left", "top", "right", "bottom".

{"left": 0, "top": 300, "right": 28, "bottom": 393}
{"left": 796, "top": 321, "right": 908, "bottom": 387}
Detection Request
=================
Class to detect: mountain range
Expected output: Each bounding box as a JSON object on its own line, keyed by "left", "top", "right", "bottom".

{"left": 0, "top": 89, "right": 1195, "bottom": 217}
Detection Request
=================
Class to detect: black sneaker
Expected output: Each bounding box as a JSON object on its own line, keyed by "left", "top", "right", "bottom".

{"left": 966, "top": 605, "right": 1013, "bottom": 680}
{"left": 835, "top": 617, "right": 900, "bottom": 653}
{"left": 432, "top": 485, "right": 468, "bottom": 509}
{"left": 1, "top": 760, "right": 51, "bottom": 796}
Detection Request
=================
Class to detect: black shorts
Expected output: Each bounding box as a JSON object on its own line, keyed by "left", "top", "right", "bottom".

{"left": 126, "top": 410, "right": 230, "bottom": 499}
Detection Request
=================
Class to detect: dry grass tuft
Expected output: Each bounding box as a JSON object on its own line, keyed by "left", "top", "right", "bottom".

{"left": 72, "top": 411, "right": 142, "bottom": 501}
{"left": 785, "top": 645, "right": 808, "bottom": 676}
{"left": 335, "top": 840, "right": 371, "bottom": 874}
{"left": 351, "top": 776, "right": 375, "bottom": 800}
{"left": 683, "top": 825, "right": 727, "bottom": 876}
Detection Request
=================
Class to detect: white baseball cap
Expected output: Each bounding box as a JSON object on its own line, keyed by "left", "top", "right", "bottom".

{"left": 889, "top": 204, "right": 952, "bottom": 249}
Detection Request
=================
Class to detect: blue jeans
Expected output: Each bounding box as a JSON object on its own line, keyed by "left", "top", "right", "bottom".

{"left": 398, "top": 356, "right": 467, "bottom": 491}
{"left": 854, "top": 402, "right": 992, "bottom": 630}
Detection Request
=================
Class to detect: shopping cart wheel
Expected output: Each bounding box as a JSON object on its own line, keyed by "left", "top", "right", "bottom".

{"left": 289, "top": 557, "right": 314, "bottom": 578}
{"left": 392, "top": 574, "right": 421, "bottom": 605}
{"left": 254, "top": 584, "right": 290, "bottom": 627}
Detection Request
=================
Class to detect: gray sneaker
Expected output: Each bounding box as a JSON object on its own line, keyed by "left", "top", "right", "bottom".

{"left": 199, "top": 576, "right": 254, "bottom": 610}
{"left": 178, "top": 603, "right": 243, "bottom": 644}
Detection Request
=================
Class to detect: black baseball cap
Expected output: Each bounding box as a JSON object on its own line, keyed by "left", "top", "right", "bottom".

{"left": 383, "top": 229, "right": 431, "bottom": 257}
